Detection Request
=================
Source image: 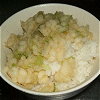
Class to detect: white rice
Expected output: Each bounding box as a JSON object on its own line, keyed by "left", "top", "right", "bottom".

{"left": 43, "top": 59, "right": 61, "bottom": 76}
{"left": 54, "top": 38, "right": 98, "bottom": 91}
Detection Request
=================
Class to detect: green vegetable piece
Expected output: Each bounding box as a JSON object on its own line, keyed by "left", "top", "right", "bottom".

{"left": 28, "top": 39, "right": 34, "bottom": 50}
{"left": 21, "top": 65, "right": 29, "bottom": 69}
{"left": 33, "top": 63, "right": 51, "bottom": 71}
{"left": 13, "top": 50, "right": 18, "bottom": 56}
{"left": 14, "top": 49, "right": 28, "bottom": 59}
{"left": 75, "top": 30, "right": 84, "bottom": 37}
{"left": 34, "top": 55, "right": 43, "bottom": 66}
{"left": 22, "top": 52, "right": 28, "bottom": 58}
{"left": 16, "top": 54, "right": 22, "bottom": 59}
{"left": 14, "top": 50, "right": 22, "bottom": 59}
{"left": 28, "top": 39, "right": 38, "bottom": 51}
{"left": 61, "top": 61, "right": 63, "bottom": 65}
{"left": 66, "top": 56, "right": 75, "bottom": 60}
{"left": 75, "top": 30, "right": 81, "bottom": 34}
{"left": 27, "top": 63, "right": 34, "bottom": 67}
{"left": 12, "top": 64, "right": 16, "bottom": 67}
{"left": 53, "top": 83, "right": 56, "bottom": 92}
{"left": 39, "top": 51, "right": 42, "bottom": 55}
{"left": 50, "top": 36, "right": 53, "bottom": 41}
{"left": 41, "top": 64, "right": 51, "bottom": 70}
{"left": 45, "top": 40, "right": 49, "bottom": 43}
{"left": 66, "top": 56, "right": 75, "bottom": 64}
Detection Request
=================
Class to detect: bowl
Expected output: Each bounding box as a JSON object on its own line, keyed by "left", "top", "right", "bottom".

{"left": 1, "top": 3, "right": 99, "bottom": 100}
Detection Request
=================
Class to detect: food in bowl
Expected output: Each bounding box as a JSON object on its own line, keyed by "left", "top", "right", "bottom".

{"left": 3, "top": 11, "right": 98, "bottom": 92}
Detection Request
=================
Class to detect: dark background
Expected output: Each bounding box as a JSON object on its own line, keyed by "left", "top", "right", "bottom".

{"left": 0, "top": 0, "right": 100, "bottom": 100}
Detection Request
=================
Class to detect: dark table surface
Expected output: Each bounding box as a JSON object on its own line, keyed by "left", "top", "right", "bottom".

{"left": 0, "top": 0, "right": 100, "bottom": 100}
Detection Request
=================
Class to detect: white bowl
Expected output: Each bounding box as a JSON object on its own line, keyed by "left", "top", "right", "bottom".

{"left": 1, "top": 3, "right": 99, "bottom": 100}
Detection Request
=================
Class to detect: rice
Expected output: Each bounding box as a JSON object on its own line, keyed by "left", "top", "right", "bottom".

{"left": 3, "top": 11, "right": 98, "bottom": 92}
{"left": 44, "top": 38, "right": 98, "bottom": 91}
{"left": 43, "top": 59, "right": 61, "bottom": 76}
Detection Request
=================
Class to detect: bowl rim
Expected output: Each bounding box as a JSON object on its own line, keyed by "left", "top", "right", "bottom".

{"left": 1, "top": 3, "right": 100, "bottom": 96}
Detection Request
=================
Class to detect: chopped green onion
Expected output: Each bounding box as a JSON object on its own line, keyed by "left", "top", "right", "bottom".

{"left": 61, "top": 61, "right": 63, "bottom": 65}
{"left": 41, "top": 64, "right": 51, "bottom": 70}
{"left": 21, "top": 65, "right": 29, "bottom": 69}
{"left": 39, "top": 51, "right": 42, "bottom": 55}
{"left": 45, "top": 40, "right": 49, "bottom": 43}
{"left": 11, "top": 64, "right": 16, "bottom": 67}
{"left": 34, "top": 55, "right": 43, "bottom": 66}
{"left": 50, "top": 36, "right": 53, "bottom": 41}
{"left": 66, "top": 56, "right": 75, "bottom": 64}
{"left": 27, "top": 63, "right": 34, "bottom": 67}
{"left": 14, "top": 49, "right": 29, "bottom": 59}
{"left": 28, "top": 39, "right": 37, "bottom": 50}
{"left": 53, "top": 83, "right": 56, "bottom": 92}
{"left": 14, "top": 50, "right": 22, "bottom": 59}
{"left": 33, "top": 63, "right": 51, "bottom": 71}
{"left": 75, "top": 30, "right": 84, "bottom": 37}
{"left": 66, "top": 56, "right": 75, "bottom": 60}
